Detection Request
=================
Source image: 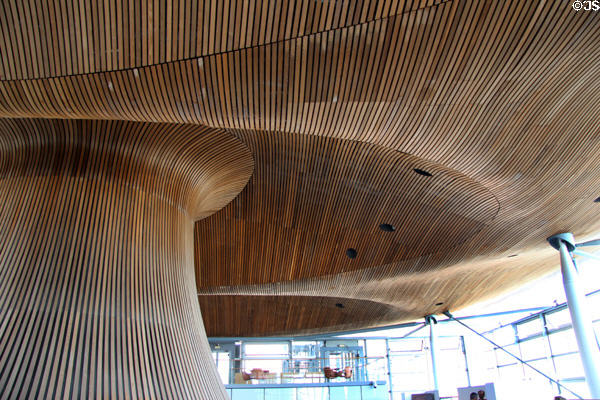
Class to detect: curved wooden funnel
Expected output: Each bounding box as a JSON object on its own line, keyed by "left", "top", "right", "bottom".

{"left": 0, "top": 119, "right": 253, "bottom": 398}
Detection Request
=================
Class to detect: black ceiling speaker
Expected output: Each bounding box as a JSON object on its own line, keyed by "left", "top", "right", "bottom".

{"left": 346, "top": 248, "right": 357, "bottom": 259}
{"left": 379, "top": 223, "right": 396, "bottom": 232}
{"left": 413, "top": 168, "right": 432, "bottom": 177}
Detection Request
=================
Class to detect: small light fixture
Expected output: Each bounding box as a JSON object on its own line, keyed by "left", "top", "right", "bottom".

{"left": 346, "top": 248, "right": 357, "bottom": 259}
{"left": 335, "top": 303, "right": 344, "bottom": 308}
{"left": 379, "top": 223, "right": 396, "bottom": 232}
{"left": 413, "top": 168, "right": 432, "bottom": 177}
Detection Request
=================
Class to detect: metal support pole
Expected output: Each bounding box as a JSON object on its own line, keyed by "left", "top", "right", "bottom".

{"left": 386, "top": 339, "right": 395, "bottom": 400}
{"left": 460, "top": 336, "right": 471, "bottom": 387}
{"left": 548, "top": 233, "right": 600, "bottom": 398}
{"left": 425, "top": 315, "right": 440, "bottom": 392}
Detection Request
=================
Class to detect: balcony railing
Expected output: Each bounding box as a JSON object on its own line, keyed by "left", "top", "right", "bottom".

{"left": 225, "top": 380, "right": 389, "bottom": 400}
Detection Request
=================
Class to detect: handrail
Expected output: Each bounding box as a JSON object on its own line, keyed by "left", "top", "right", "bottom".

{"left": 225, "top": 380, "right": 387, "bottom": 389}
{"left": 230, "top": 356, "right": 386, "bottom": 361}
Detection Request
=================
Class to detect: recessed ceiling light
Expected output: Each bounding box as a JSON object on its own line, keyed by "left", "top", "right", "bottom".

{"left": 346, "top": 248, "right": 357, "bottom": 259}
{"left": 379, "top": 223, "right": 396, "bottom": 232}
{"left": 413, "top": 168, "right": 432, "bottom": 177}
{"left": 435, "top": 302, "right": 444, "bottom": 306}
{"left": 335, "top": 303, "right": 344, "bottom": 308}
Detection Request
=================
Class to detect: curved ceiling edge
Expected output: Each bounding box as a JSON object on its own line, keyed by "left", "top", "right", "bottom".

{"left": 198, "top": 294, "right": 409, "bottom": 337}
{"left": 0, "top": 0, "right": 452, "bottom": 81}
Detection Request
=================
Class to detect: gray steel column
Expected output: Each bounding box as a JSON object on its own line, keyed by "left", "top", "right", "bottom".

{"left": 425, "top": 315, "right": 440, "bottom": 392}
{"left": 548, "top": 233, "right": 600, "bottom": 398}
{"left": 460, "top": 336, "right": 471, "bottom": 387}
{"left": 386, "top": 339, "right": 395, "bottom": 400}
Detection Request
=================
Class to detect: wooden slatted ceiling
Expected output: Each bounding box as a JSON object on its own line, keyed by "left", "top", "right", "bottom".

{"left": 0, "top": 1, "right": 597, "bottom": 148}
{"left": 195, "top": 127, "right": 600, "bottom": 335}
{"left": 0, "top": 0, "right": 598, "bottom": 337}
{"left": 198, "top": 295, "right": 401, "bottom": 337}
{"left": 194, "top": 131, "right": 498, "bottom": 286}
{"left": 0, "top": 0, "right": 447, "bottom": 80}
{"left": 0, "top": 118, "right": 252, "bottom": 397}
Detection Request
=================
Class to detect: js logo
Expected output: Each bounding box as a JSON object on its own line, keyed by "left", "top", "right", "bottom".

{"left": 573, "top": 0, "right": 600, "bottom": 10}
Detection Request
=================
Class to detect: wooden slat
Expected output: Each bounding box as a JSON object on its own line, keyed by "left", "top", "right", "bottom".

{"left": 0, "top": 119, "right": 252, "bottom": 397}
{"left": 194, "top": 132, "right": 499, "bottom": 287}
{"left": 0, "top": 0, "right": 599, "bottom": 363}
{"left": 0, "top": 0, "right": 443, "bottom": 80}
{"left": 198, "top": 295, "right": 400, "bottom": 337}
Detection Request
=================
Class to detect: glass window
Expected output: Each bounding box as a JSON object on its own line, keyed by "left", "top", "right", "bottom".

{"left": 495, "top": 344, "right": 520, "bottom": 366}
{"left": 548, "top": 330, "right": 578, "bottom": 355}
{"left": 519, "top": 337, "right": 548, "bottom": 361}
{"left": 492, "top": 326, "right": 516, "bottom": 346}
{"left": 388, "top": 338, "right": 424, "bottom": 352}
{"left": 516, "top": 319, "right": 542, "bottom": 340}
{"left": 214, "top": 352, "right": 230, "bottom": 384}
{"left": 545, "top": 309, "right": 572, "bottom": 331}
{"left": 390, "top": 353, "right": 428, "bottom": 374}
{"left": 498, "top": 363, "right": 524, "bottom": 381}
{"left": 292, "top": 341, "right": 319, "bottom": 358}
{"left": 588, "top": 292, "right": 600, "bottom": 320}
{"left": 243, "top": 343, "right": 290, "bottom": 377}
{"left": 438, "top": 346, "right": 468, "bottom": 398}
{"left": 507, "top": 374, "right": 555, "bottom": 399}
{"left": 389, "top": 351, "right": 430, "bottom": 392}
{"left": 366, "top": 340, "right": 387, "bottom": 357}
{"left": 553, "top": 353, "right": 584, "bottom": 379}
{"left": 438, "top": 336, "right": 461, "bottom": 350}
{"left": 245, "top": 343, "right": 289, "bottom": 357}
{"left": 523, "top": 358, "right": 554, "bottom": 378}
{"left": 364, "top": 340, "right": 387, "bottom": 381}
{"left": 289, "top": 341, "right": 319, "bottom": 377}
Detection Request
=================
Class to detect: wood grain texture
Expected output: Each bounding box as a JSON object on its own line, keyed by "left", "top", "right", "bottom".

{"left": 194, "top": 132, "right": 499, "bottom": 287}
{"left": 0, "top": 119, "right": 252, "bottom": 397}
{"left": 198, "top": 295, "right": 401, "bottom": 337}
{"left": 0, "top": 0, "right": 599, "bottom": 349}
{"left": 0, "top": 0, "right": 447, "bottom": 80}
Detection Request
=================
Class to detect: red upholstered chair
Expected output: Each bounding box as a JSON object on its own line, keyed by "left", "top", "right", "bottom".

{"left": 323, "top": 367, "right": 338, "bottom": 379}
